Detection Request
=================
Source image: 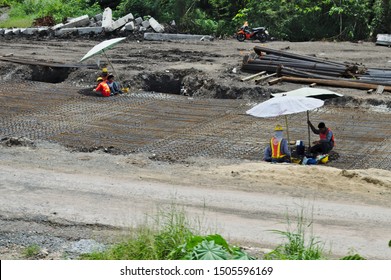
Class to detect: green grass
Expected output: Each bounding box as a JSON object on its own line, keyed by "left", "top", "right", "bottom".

{"left": 264, "top": 208, "right": 326, "bottom": 260}
{"left": 80, "top": 205, "right": 253, "bottom": 260}
{"left": 23, "top": 244, "right": 41, "bottom": 258}
{"left": 80, "top": 204, "right": 365, "bottom": 260}
{"left": 0, "top": 15, "right": 35, "bottom": 28}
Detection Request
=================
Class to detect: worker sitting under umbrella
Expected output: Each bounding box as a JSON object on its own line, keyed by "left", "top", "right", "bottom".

{"left": 263, "top": 124, "right": 291, "bottom": 163}
{"left": 307, "top": 120, "right": 334, "bottom": 155}
{"left": 93, "top": 77, "right": 111, "bottom": 97}
{"left": 107, "top": 74, "right": 122, "bottom": 95}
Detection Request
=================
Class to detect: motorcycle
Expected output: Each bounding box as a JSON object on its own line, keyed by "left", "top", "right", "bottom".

{"left": 236, "top": 25, "right": 269, "bottom": 43}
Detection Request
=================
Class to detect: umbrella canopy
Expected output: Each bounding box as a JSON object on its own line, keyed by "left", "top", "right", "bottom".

{"left": 79, "top": 37, "right": 126, "bottom": 62}
{"left": 271, "top": 87, "right": 343, "bottom": 100}
{"left": 246, "top": 96, "right": 324, "bottom": 118}
{"left": 247, "top": 96, "right": 325, "bottom": 152}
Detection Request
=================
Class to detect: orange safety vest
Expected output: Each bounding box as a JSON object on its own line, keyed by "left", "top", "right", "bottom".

{"left": 319, "top": 128, "right": 335, "bottom": 146}
{"left": 95, "top": 81, "right": 111, "bottom": 97}
{"left": 270, "top": 137, "right": 285, "bottom": 159}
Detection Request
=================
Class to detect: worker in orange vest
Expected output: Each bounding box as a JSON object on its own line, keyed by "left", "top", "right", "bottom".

{"left": 93, "top": 77, "right": 111, "bottom": 97}
{"left": 264, "top": 124, "right": 291, "bottom": 163}
{"left": 307, "top": 121, "right": 335, "bottom": 155}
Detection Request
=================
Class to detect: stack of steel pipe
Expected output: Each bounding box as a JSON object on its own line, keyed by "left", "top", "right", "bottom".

{"left": 242, "top": 45, "right": 391, "bottom": 86}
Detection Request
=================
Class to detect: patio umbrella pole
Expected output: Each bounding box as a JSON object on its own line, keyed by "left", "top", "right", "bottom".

{"left": 103, "top": 50, "right": 120, "bottom": 82}
{"left": 285, "top": 115, "right": 292, "bottom": 157}
{"left": 307, "top": 110, "right": 311, "bottom": 149}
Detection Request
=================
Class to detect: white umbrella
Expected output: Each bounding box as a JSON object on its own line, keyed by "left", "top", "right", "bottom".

{"left": 79, "top": 37, "right": 126, "bottom": 80}
{"left": 271, "top": 87, "right": 343, "bottom": 100}
{"left": 271, "top": 87, "right": 343, "bottom": 146}
{"left": 246, "top": 96, "right": 324, "bottom": 150}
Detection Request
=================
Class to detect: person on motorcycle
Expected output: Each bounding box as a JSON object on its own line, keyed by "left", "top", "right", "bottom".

{"left": 241, "top": 21, "right": 249, "bottom": 31}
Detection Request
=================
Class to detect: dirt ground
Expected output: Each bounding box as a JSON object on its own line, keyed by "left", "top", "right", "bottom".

{"left": 0, "top": 36, "right": 391, "bottom": 260}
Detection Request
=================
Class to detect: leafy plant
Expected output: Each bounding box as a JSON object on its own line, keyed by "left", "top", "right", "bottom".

{"left": 340, "top": 254, "right": 366, "bottom": 260}
{"left": 23, "top": 244, "right": 41, "bottom": 258}
{"left": 264, "top": 208, "right": 326, "bottom": 260}
{"left": 81, "top": 205, "right": 253, "bottom": 260}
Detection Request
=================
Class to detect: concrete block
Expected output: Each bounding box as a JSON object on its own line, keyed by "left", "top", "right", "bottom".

{"left": 125, "top": 13, "right": 134, "bottom": 22}
{"left": 144, "top": 33, "right": 214, "bottom": 41}
{"left": 110, "top": 13, "right": 134, "bottom": 31}
{"left": 77, "top": 27, "right": 103, "bottom": 35}
{"left": 62, "top": 15, "right": 90, "bottom": 28}
{"left": 51, "top": 23, "right": 64, "bottom": 30}
{"left": 149, "top": 17, "right": 164, "bottom": 33}
{"left": 89, "top": 19, "right": 96, "bottom": 27}
{"left": 12, "top": 28, "right": 21, "bottom": 35}
{"left": 96, "top": 20, "right": 102, "bottom": 27}
{"left": 4, "top": 29, "right": 14, "bottom": 35}
{"left": 94, "top": 13, "right": 103, "bottom": 22}
{"left": 22, "top": 28, "right": 39, "bottom": 35}
{"left": 0, "top": 29, "right": 4, "bottom": 35}
{"left": 102, "top": 7, "right": 113, "bottom": 30}
{"left": 125, "top": 21, "right": 135, "bottom": 31}
{"left": 55, "top": 27, "right": 77, "bottom": 36}
{"left": 139, "top": 27, "right": 147, "bottom": 32}
{"left": 141, "top": 20, "right": 150, "bottom": 29}
{"left": 38, "top": 27, "right": 49, "bottom": 33}
{"left": 135, "top": 17, "right": 143, "bottom": 25}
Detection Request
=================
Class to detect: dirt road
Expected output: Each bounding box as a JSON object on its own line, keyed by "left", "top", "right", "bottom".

{"left": 0, "top": 37, "right": 391, "bottom": 259}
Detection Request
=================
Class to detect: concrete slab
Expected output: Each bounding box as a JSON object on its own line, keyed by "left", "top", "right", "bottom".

{"left": 141, "top": 20, "right": 150, "bottom": 29}
{"left": 4, "top": 29, "right": 13, "bottom": 35}
{"left": 22, "top": 28, "right": 39, "bottom": 35}
{"left": 149, "top": 17, "right": 164, "bottom": 33}
{"left": 110, "top": 13, "right": 134, "bottom": 31}
{"left": 102, "top": 7, "right": 113, "bottom": 30}
{"left": 51, "top": 23, "right": 65, "bottom": 30}
{"left": 77, "top": 27, "right": 103, "bottom": 35}
{"left": 12, "top": 28, "right": 21, "bottom": 35}
{"left": 144, "top": 33, "right": 214, "bottom": 41}
{"left": 62, "top": 15, "right": 90, "bottom": 28}
{"left": 125, "top": 21, "right": 135, "bottom": 31}
{"left": 135, "top": 17, "right": 143, "bottom": 25}
{"left": 376, "top": 34, "right": 391, "bottom": 46}
{"left": 55, "top": 28, "right": 77, "bottom": 36}
{"left": 94, "top": 13, "right": 103, "bottom": 22}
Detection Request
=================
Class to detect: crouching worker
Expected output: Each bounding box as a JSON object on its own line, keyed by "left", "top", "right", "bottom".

{"left": 93, "top": 77, "right": 111, "bottom": 97}
{"left": 107, "top": 74, "right": 122, "bottom": 95}
{"left": 263, "top": 124, "right": 291, "bottom": 163}
{"left": 307, "top": 121, "right": 334, "bottom": 155}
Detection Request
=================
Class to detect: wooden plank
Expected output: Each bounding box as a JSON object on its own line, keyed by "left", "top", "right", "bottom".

{"left": 281, "top": 76, "right": 391, "bottom": 91}
{"left": 268, "top": 77, "right": 283, "bottom": 85}
{"left": 240, "top": 71, "right": 266, "bottom": 82}
{"left": 254, "top": 73, "right": 277, "bottom": 84}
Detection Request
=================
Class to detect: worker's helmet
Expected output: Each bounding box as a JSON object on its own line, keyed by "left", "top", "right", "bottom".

{"left": 96, "top": 77, "right": 103, "bottom": 82}
{"left": 102, "top": 67, "right": 108, "bottom": 73}
{"left": 274, "top": 124, "right": 283, "bottom": 131}
{"left": 320, "top": 155, "right": 329, "bottom": 164}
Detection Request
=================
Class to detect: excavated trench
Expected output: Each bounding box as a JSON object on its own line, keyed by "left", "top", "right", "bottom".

{"left": 1, "top": 61, "right": 391, "bottom": 170}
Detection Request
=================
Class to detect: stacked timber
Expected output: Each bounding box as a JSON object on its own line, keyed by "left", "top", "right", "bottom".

{"left": 242, "top": 46, "right": 391, "bottom": 90}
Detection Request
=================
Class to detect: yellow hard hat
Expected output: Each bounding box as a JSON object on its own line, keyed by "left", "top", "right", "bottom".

{"left": 274, "top": 124, "right": 283, "bottom": 131}
{"left": 96, "top": 77, "right": 103, "bottom": 82}
{"left": 102, "top": 68, "right": 108, "bottom": 73}
{"left": 320, "top": 155, "right": 329, "bottom": 164}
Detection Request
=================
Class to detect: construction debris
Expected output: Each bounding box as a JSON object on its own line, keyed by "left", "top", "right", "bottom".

{"left": 0, "top": 7, "right": 166, "bottom": 38}
{"left": 242, "top": 45, "right": 391, "bottom": 91}
{"left": 143, "top": 33, "right": 214, "bottom": 41}
{"left": 376, "top": 34, "right": 391, "bottom": 46}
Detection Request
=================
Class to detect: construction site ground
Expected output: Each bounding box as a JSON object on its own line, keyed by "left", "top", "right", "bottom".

{"left": 0, "top": 38, "right": 391, "bottom": 260}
